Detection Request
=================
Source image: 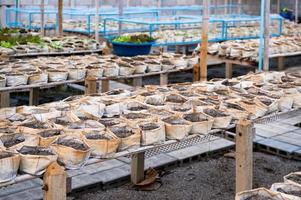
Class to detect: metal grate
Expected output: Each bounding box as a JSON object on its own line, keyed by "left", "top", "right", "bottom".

{"left": 254, "top": 108, "right": 301, "bottom": 124}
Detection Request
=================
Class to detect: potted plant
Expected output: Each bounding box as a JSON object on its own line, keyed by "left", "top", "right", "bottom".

{"left": 280, "top": 7, "right": 295, "bottom": 21}
{"left": 110, "top": 34, "right": 156, "bottom": 57}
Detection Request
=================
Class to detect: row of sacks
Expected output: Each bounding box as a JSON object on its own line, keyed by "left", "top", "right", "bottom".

{"left": 0, "top": 70, "right": 300, "bottom": 183}
{"left": 0, "top": 53, "right": 197, "bottom": 87}
{"left": 236, "top": 172, "right": 301, "bottom": 200}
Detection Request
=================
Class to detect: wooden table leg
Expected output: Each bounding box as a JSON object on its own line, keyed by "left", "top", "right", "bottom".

{"left": 225, "top": 62, "right": 233, "bottom": 79}
{"left": 131, "top": 152, "right": 145, "bottom": 185}
{"left": 43, "top": 162, "right": 67, "bottom": 200}
{"left": 101, "top": 80, "right": 110, "bottom": 93}
{"left": 133, "top": 77, "right": 142, "bottom": 87}
{"left": 29, "top": 88, "right": 40, "bottom": 106}
{"left": 160, "top": 73, "right": 168, "bottom": 86}
{"left": 0, "top": 92, "right": 10, "bottom": 108}
{"left": 236, "top": 119, "right": 254, "bottom": 194}
{"left": 278, "top": 56, "right": 285, "bottom": 71}
{"left": 85, "top": 77, "right": 97, "bottom": 95}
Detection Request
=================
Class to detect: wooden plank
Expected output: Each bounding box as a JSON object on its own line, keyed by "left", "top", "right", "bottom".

{"left": 225, "top": 62, "right": 233, "bottom": 79}
{"left": 29, "top": 88, "right": 39, "bottom": 106}
{"left": 256, "top": 138, "right": 300, "bottom": 153}
{"left": 132, "top": 77, "right": 142, "bottom": 87}
{"left": 101, "top": 80, "right": 110, "bottom": 93}
{"left": 0, "top": 92, "right": 10, "bottom": 108}
{"left": 160, "top": 73, "right": 168, "bottom": 85}
{"left": 84, "top": 77, "right": 97, "bottom": 95}
{"left": 131, "top": 152, "right": 145, "bottom": 185}
{"left": 236, "top": 119, "right": 254, "bottom": 193}
{"left": 43, "top": 162, "right": 66, "bottom": 200}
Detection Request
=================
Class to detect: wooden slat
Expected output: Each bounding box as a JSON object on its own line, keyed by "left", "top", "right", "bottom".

{"left": 0, "top": 92, "right": 10, "bottom": 108}
{"left": 160, "top": 73, "right": 168, "bottom": 85}
{"left": 225, "top": 62, "right": 233, "bottom": 79}
{"left": 29, "top": 88, "right": 39, "bottom": 106}
{"left": 131, "top": 152, "right": 145, "bottom": 185}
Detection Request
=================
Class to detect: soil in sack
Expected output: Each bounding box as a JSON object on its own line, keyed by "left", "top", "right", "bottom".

{"left": 257, "top": 97, "right": 273, "bottom": 106}
{"left": 110, "top": 126, "right": 134, "bottom": 138}
{"left": 276, "top": 188, "right": 301, "bottom": 197}
{"left": 0, "top": 151, "right": 15, "bottom": 159}
{"left": 165, "top": 94, "right": 187, "bottom": 104}
{"left": 286, "top": 174, "right": 301, "bottom": 185}
{"left": 204, "top": 109, "right": 228, "bottom": 117}
{"left": 0, "top": 134, "right": 25, "bottom": 148}
{"left": 99, "top": 118, "right": 122, "bottom": 127}
{"left": 122, "top": 113, "right": 149, "bottom": 120}
{"left": 38, "top": 129, "right": 62, "bottom": 138}
{"left": 163, "top": 117, "right": 190, "bottom": 125}
{"left": 183, "top": 113, "right": 207, "bottom": 122}
{"left": 225, "top": 103, "right": 246, "bottom": 111}
{"left": 126, "top": 103, "right": 148, "bottom": 112}
{"left": 18, "top": 146, "right": 57, "bottom": 175}
{"left": 244, "top": 194, "right": 274, "bottom": 200}
{"left": 85, "top": 132, "right": 111, "bottom": 140}
{"left": 139, "top": 123, "right": 160, "bottom": 131}
{"left": 55, "top": 137, "right": 89, "bottom": 151}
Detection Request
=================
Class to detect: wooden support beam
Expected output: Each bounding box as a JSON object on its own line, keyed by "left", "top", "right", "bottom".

{"left": 57, "top": 0, "right": 63, "bottom": 37}
{"left": 0, "top": 92, "right": 10, "bottom": 108}
{"left": 225, "top": 62, "right": 233, "bottom": 79}
{"left": 29, "top": 88, "right": 39, "bottom": 106}
{"left": 296, "top": 0, "right": 299, "bottom": 23}
{"left": 133, "top": 77, "right": 142, "bottom": 87}
{"left": 95, "top": 0, "right": 100, "bottom": 41}
{"left": 101, "top": 80, "right": 110, "bottom": 93}
{"left": 40, "top": 0, "right": 45, "bottom": 36}
{"left": 200, "top": 0, "right": 210, "bottom": 81}
{"left": 160, "top": 73, "right": 168, "bottom": 85}
{"left": 85, "top": 77, "right": 97, "bottom": 95}
{"left": 193, "top": 63, "right": 200, "bottom": 82}
{"left": 236, "top": 119, "right": 254, "bottom": 194}
{"left": 131, "top": 152, "right": 145, "bottom": 185}
{"left": 175, "top": 46, "right": 181, "bottom": 54}
{"left": 263, "top": 0, "right": 270, "bottom": 71}
{"left": 277, "top": 0, "right": 280, "bottom": 13}
{"left": 43, "top": 162, "right": 67, "bottom": 200}
{"left": 278, "top": 56, "right": 284, "bottom": 71}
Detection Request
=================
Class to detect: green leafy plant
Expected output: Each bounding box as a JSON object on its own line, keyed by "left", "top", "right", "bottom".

{"left": 50, "top": 41, "right": 63, "bottom": 49}
{"left": 112, "top": 34, "right": 156, "bottom": 44}
{"left": 0, "top": 41, "right": 13, "bottom": 48}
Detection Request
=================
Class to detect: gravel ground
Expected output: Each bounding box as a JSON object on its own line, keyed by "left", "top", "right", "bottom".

{"left": 72, "top": 152, "right": 301, "bottom": 200}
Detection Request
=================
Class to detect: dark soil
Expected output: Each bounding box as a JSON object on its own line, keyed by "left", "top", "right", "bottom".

{"left": 147, "top": 109, "right": 173, "bottom": 117}
{"left": 281, "top": 76, "right": 294, "bottom": 83}
{"left": 85, "top": 133, "right": 109, "bottom": 140}
{"left": 22, "top": 122, "right": 49, "bottom": 129}
{"left": 0, "top": 134, "right": 25, "bottom": 148}
{"left": 163, "top": 117, "right": 189, "bottom": 125}
{"left": 286, "top": 174, "right": 301, "bottom": 185}
{"left": 110, "top": 126, "right": 134, "bottom": 138}
{"left": 72, "top": 152, "right": 301, "bottom": 200}
{"left": 140, "top": 92, "right": 156, "bottom": 97}
{"left": 38, "top": 129, "right": 61, "bottom": 138}
{"left": 123, "top": 113, "right": 149, "bottom": 120}
{"left": 258, "top": 98, "right": 273, "bottom": 106}
{"left": 221, "top": 80, "right": 239, "bottom": 86}
{"left": 244, "top": 194, "right": 274, "bottom": 200}
{"left": 226, "top": 103, "right": 245, "bottom": 111}
{"left": 277, "top": 188, "right": 301, "bottom": 197}
{"left": 0, "top": 152, "right": 15, "bottom": 159}
{"left": 139, "top": 123, "right": 159, "bottom": 131}
{"left": 183, "top": 113, "right": 207, "bottom": 122}
{"left": 127, "top": 104, "right": 148, "bottom": 111}
{"left": 171, "top": 106, "right": 191, "bottom": 112}
{"left": 106, "top": 89, "right": 124, "bottom": 96}
{"left": 165, "top": 95, "right": 186, "bottom": 103}
{"left": 18, "top": 146, "right": 54, "bottom": 156}
{"left": 56, "top": 138, "right": 88, "bottom": 151}
{"left": 99, "top": 119, "right": 121, "bottom": 127}
{"left": 204, "top": 109, "right": 228, "bottom": 117}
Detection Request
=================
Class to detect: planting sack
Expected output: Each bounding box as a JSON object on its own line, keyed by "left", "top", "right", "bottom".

{"left": 33, "top": 110, "right": 63, "bottom": 122}
{"left": 166, "top": 103, "right": 192, "bottom": 114}
{"left": 47, "top": 69, "right": 68, "bottom": 82}
{"left": 37, "top": 129, "right": 64, "bottom": 147}
{"left": 162, "top": 115, "right": 192, "bottom": 140}
{"left": 182, "top": 113, "right": 214, "bottom": 135}
{"left": 28, "top": 72, "right": 48, "bottom": 85}
{"left": 73, "top": 100, "right": 105, "bottom": 119}
{"left": 16, "top": 120, "right": 55, "bottom": 135}
{"left": 203, "top": 109, "right": 232, "bottom": 129}
{"left": 109, "top": 125, "right": 141, "bottom": 151}
{"left": 101, "top": 99, "right": 122, "bottom": 117}
{"left": 67, "top": 68, "right": 87, "bottom": 80}
{"left": 86, "top": 66, "right": 104, "bottom": 78}
{"left": 145, "top": 60, "right": 161, "bottom": 72}
{"left": 254, "top": 96, "right": 279, "bottom": 114}
{"left": 63, "top": 120, "right": 105, "bottom": 137}
{"left": 132, "top": 61, "right": 147, "bottom": 74}
{"left": 144, "top": 94, "right": 166, "bottom": 107}
{"left": 0, "top": 107, "right": 17, "bottom": 121}
{"left": 99, "top": 118, "right": 126, "bottom": 128}
{"left": 220, "top": 101, "right": 250, "bottom": 120}
{"left": 0, "top": 133, "right": 39, "bottom": 151}
{"left": 6, "top": 73, "right": 28, "bottom": 86}
{"left": 161, "top": 59, "right": 175, "bottom": 71}
{"left": 50, "top": 135, "right": 91, "bottom": 169}
{"left": 146, "top": 108, "right": 174, "bottom": 119}
{"left": 279, "top": 96, "right": 294, "bottom": 112}
{"left": 239, "top": 99, "right": 267, "bottom": 118}
{"left": 118, "top": 62, "right": 135, "bottom": 76}
{"left": 165, "top": 93, "right": 187, "bottom": 104}
{"left": 105, "top": 89, "right": 132, "bottom": 98}
{"left": 18, "top": 146, "right": 57, "bottom": 175}
{"left": 172, "top": 55, "right": 188, "bottom": 69}
{"left": 103, "top": 64, "right": 119, "bottom": 77}
{"left": 138, "top": 121, "right": 166, "bottom": 146}
{"left": 236, "top": 188, "right": 288, "bottom": 200}
{"left": 271, "top": 183, "right": 301, "bottom": 200}
{"left": 0, "top": 150, "right": 20, "bottom": 183}
{"left": 284, "top": 172, "right": 301, "bottom": 188}
{"left": 82, "top": 130, "right": 120, "bottom": 158}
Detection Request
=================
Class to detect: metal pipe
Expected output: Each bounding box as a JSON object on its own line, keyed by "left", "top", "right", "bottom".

{"left": 258, "top": 0, "right": 265, "bottom": 72}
